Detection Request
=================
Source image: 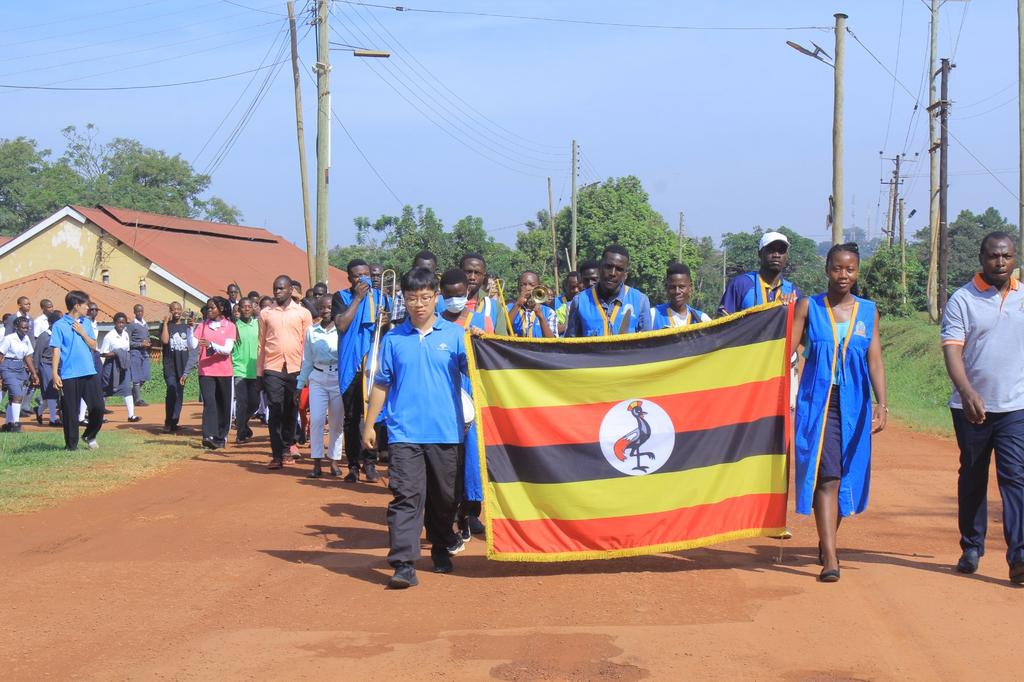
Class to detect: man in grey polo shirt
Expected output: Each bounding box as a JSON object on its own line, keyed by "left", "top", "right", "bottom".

{"left": 941, "top": 230, "right": 1024, "bottom": 584}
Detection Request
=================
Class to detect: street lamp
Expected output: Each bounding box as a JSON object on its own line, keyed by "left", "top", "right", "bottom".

{"left": 788, "top": 13, "right": 846, "bottom": 246}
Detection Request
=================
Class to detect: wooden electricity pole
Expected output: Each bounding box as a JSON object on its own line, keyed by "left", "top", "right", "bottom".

{"left": 548, "top": 177, "right": 558, "bottom": 286}
{"left": 937, "top": 58, "right": 952, "bottom": 316}
{"left": 570, "top": 139, "right": 578, "bottom": 272}
{"left": 1019, "top": 0, "right": 1024, "bottom": 254}
{"left": 288, "top": 1, "right": 314, "bottom": 287}
{"left": 889, "top": 154, "right": 901, "bottom": 247}
{"left": 899, "top": 197, "right": 907, "bottom": 305}
{"left": 677, "top": 211, "right": 686, "bottom": 261}
{"left": 926, "top": 0, "right": 941, "bottom": 322}
{"left": 314, "top": 0, "right": 331, "bottom": 284}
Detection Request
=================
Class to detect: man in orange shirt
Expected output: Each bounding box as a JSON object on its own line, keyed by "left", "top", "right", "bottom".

{"left": 259, "top": 274, "right": 313, "bottom": 469}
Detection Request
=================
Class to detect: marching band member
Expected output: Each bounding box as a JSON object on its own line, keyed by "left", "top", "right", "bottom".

{"left": 651, "top": 262, "right": 711, "bottom": 329}
{"left": 719, "top": 231, "right": 801, "bottom": 316}
{"left": 363, "top": 267, "right": 468, "bottom": 589}
{"left": 460, "top": 253, "right": 504, "bottom": 335}
{"left": 792, "top": 243, "right": 886, "bottom": 583}
{"left": 507, "top": 271, "right": 556, "bottom": 338}
{"left": 564, "top": 245, "right": 651, "bottom": 337}
{"left": 440, "top": 268, "right": 490, "bottom": 540}
{"left": 297, "top": 296, "right": 343, "bottom": 478}
{"left": 553, "top": 271, "right": 581, "bottom": 336}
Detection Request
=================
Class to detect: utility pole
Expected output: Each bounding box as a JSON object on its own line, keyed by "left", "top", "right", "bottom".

{"left": 677, "top": 211, "right": 685, "bottom": 261}
{"left": 721, "top": 243, "right": 727, "bottom": 293}
{"left": 899, "top": 197, "right": 907, "bottom": 305}
{"left": 926, "top": 0, "right": 940, "bottom": 322}
{"left": 288, "top": 1, "right": 314, "bottom": 287}
{"left": 883, "top": 173, "right": 896, "bottom": 246}
{"left": 889, "top": 154, "right": 901, "bottom": 247}
{"left": 548, "top": 177, "right": 558, "bottom": 286}
{"left": 570, "top": 139, "right": 578, "bottom": 271}
{"left": 314, "top": 0, "right": 331, "bottom": 285}
{"left": 937, "top": 58, "right": 952, "bottom": 316}
{"left": 831, "top": 12, "right": 846, "bottom": 245}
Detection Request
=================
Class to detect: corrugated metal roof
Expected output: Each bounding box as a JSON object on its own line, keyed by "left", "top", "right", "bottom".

{"left": 0, "top": 270, "right": 170, "bottom": 323}
{"left": 72, "top": 205, "right": 349, "bottom": 298}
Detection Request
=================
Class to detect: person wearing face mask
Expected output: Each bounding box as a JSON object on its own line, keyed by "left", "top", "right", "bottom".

{"left": 440, "top": 268, "right": 489, "bottom": 542}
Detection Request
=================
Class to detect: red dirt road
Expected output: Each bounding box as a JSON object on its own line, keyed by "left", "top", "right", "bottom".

{"left": 1, "top": 404, "right": 1019, "bottom": 680}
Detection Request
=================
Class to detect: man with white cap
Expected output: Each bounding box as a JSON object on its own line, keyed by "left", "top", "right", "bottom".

{"left": 718, "top": 231, "right": 802, "bottom": 316}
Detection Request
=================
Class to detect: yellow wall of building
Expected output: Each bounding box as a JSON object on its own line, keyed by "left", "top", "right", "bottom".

{"left": 0, "top": 215, "right": 205, "bottom": 310}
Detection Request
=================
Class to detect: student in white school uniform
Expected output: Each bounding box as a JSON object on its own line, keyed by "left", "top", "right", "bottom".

{"left": 296, "top": 297, "right": 344, "bottom": 478}
{"left": 0, "top": 317, "right": 40, "bottom": 432}
{"left": 98, "top": 312, "right": 139, "bottom": 422}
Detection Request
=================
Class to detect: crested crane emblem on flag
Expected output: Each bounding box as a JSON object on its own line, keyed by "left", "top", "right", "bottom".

{"left": 600, "top": 399, "right": 674, "bottom": 475}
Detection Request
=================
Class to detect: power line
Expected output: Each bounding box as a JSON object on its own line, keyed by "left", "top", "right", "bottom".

{"left": 331, "top": 7, "right": 564, "bottom": 171}
{"left": 219, "top": 0, "right": 287, "bottom": 16}
{"left": 955, "top": 95, "right": 1018, "bottom": 121}
{"left": 339, "top": 1, "right": 832, "bottom": 32}
{"left": 958, "top": 81, "right": 1016, "bottom": 109}
{"left": 950, "top": 0, "right": 969, "bottom": 60}
{"left": 345, "top": 0, "right": 567, "bottom": 154}
{"left": 0, "top": 59, "right": 289, "bottom": 91}
{"left": 881, "top": 0, "right": 905, "bottom": 153}
{"left": 0, "top": 0, "right": 167, "bottom": 34}
{"left": 297, "top": 55, "right": 405, "bottom": 207}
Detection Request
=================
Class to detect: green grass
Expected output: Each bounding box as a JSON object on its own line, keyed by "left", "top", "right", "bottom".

{"left": 105, "top": 359, "right": 200, "bottom": 406}
{"left": 879, "top": 313, "right": 954, "bottom": 436}
{"left": 0, "top": 425, "right": 196, "bottom": 514}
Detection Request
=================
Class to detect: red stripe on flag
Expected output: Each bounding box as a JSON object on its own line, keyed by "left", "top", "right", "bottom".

{"left": 490, "top": 492, "right": 787, "bottom": 556}
{"left": 481, "top": 377, "right": 786, "bottom": 448}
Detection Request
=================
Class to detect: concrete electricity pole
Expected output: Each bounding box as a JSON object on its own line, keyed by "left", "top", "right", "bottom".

{"left": 1019, "top": 0, "right": 1024, "bottom": 253}
{"left": 926, "top": 0, "right": 941, "bottom": 322}
{"left": 314, "top": 0, "right": 331, "bottom": 284}
{"left": 832, "top": 12, "right": 846, "bottom": 246}
{"left": 937, "top": 58, "right": 953, "bottom": 316}
{"left": 899, "top": 197, "right": 907, "bottom": 305}
{"left": 889, "top": 155, "right": 901, "bottom": 247}
{"left": 287, "top": 1, "right": 314, "bottom": 287}
{"left": 570, "top": 139, "right": 578, "bottom": 272}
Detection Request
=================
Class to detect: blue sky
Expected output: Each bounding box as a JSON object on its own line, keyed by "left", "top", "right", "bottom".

{"left": 2, "top": 0, "right": 1018, "bottom": 251}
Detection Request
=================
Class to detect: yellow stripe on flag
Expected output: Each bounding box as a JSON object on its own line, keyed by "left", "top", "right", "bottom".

{"left": 476, "top": 338, "right": 787, "bottom": 410}
{"left": 487, "top": 453, "right": 788, "bottom": 522}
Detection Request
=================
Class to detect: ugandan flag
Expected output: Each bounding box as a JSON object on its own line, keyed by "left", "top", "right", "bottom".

{"left": 466, "top": 303, "right": 793, "bottom": 562}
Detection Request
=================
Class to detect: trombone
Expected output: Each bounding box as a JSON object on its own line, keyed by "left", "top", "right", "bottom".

{"left": 493, "top": 277, "right": 514, "bottom": 336}
{"left": 364, "top": 269, "right": 397, "bottom": 410}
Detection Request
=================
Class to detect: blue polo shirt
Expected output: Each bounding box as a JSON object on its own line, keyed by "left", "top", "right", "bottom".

{"left": 49, "top": 315, "right": 97, "bottom": 379}
{"left": 374, "top": 316, "right": 468, "bottom": 444}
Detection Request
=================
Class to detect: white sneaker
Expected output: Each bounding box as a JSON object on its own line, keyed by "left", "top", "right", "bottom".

{"left": 86, "top": 439, "right": 99, "bottom": 450}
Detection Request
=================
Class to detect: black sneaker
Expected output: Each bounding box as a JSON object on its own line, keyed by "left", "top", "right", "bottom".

{"left": 446, "top": 536, "right": 466, "bottom": 556}
{"left": 388, "top": 563, "right": 418, "bottom": 589}
{"left": 343, "top": 468, "right": 359, "bottom": 483}
{"left": 201, "top": 438, "right": 218, "bottom": 450}
{"left": 956, "top": 548, "right": 981, "bottom": 574}
{"left": 1010, "top": 562, "right": 1024, "bottom": 584}
{"left": 127, "top": 416, "right": 141, "bottom": 423}
{"left": 457, "top": 517, "right": 472, "bottom": 543}
{"left": 468, "top": 516, "right": 485, "bottom": 535}
{"left": 431, "top": 549, "right": 453, "bottom": 574}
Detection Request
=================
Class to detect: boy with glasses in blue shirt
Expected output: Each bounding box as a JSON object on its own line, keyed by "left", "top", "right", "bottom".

{"left": 363, "top": 267, "right": 468, "bottom": 589}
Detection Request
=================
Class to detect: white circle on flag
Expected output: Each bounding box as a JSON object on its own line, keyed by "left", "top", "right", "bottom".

{"left": 598, "top": 399, "right": 675, "bottom": 476}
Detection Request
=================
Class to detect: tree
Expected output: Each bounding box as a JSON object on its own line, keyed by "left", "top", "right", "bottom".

{"left": 860, "top": 246, "right": 917, "bottom": 318}
{"left": 0, "top": 125, "right": 242, "bottom": 235}
{"left": 914, "top": 207, "right": 1017, "bottom": 298}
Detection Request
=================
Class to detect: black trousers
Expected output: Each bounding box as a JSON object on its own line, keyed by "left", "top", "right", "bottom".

{"left": 386, "top": 442, "right": 460, "bottom": 566}
{"left": 952, "top": 408, "right": 1024, "bottom": 566}
{"left": 233, "top": 377, "right": 260, "bottom": 439}
{"left": 263, "top": 370, "right": 298, "bottom": 460}
{"left": 199, "top": 375, "right": 232, "bottom": 443}
{"left": 164, "top": 374, "right": 185, "bottom": 426}
{"left": 342, "top": 376, "right": 378, "bottom": 468}
{"left": 60, "top": 374, "right": 103, "bottom": 450}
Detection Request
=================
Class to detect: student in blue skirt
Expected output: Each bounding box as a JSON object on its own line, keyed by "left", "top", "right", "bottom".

{"left": 792, "top": 243, "right": 888, "bottom": 583}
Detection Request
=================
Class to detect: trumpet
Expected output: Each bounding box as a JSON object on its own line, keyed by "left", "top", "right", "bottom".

{"left": 531, "top": 285, "right": 551, "bottom": 306}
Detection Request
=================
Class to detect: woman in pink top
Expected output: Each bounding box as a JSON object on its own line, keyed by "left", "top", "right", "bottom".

{"left": 191, "top": 296, "right": 237, "bottom": 450}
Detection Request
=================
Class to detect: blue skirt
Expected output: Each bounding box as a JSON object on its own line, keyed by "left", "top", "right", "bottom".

{"left": 1, "top": 362, "right": 29, "bottom": 399}
{"left": 39, "top": 363, "right": 58, "bottom": 400}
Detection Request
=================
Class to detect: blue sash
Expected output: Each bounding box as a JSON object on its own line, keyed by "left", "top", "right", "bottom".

{"left": 652, "top": 303, "right": 705, "bottom": 330}
{"left": 574, "top": 285, "right": 645, "bottom": 336}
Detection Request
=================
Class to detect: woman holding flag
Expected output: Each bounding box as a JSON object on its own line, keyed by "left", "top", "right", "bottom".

{"left": 792, "top": 243, "right": 887, "bottom": 583}
{"left": 332, "top": 259, "right": 387, "bottom": 483}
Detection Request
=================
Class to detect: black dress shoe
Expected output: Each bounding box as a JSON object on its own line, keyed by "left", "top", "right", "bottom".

{"left": 307, "top": 460, "right": 323, "bottom": 478}
{"left": 819, "top": 568, "right": 840, "bottom": 583}
{"left": 343, "top": 468, "right": 359, "bottom": 483}
{"left": 956, "top": 548, "right": 981, "bottom": 574}
{"left": 201, "top": 438, "right": 218, "bottom": 450}
{"left": 1010, "top": 562, "right": 1024, "bottom": 584}
{"left": 127, "top": 415, "right": 141, "bottom": 423}
{"left": 363, "top": 462, "right": 382, "bottom": 483}
{"left": 135, "top": 399, "right": 149, "bottom": 407}
{"left": 431, "top": 549, "right": 453, "bottom": 574}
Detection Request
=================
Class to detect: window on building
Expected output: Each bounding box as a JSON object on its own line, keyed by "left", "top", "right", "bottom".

{"left": 101, "top": 269, "right": 110, "bottom": 285}
{"left": 139, "top": 278, "right": 147, "bottom": 296}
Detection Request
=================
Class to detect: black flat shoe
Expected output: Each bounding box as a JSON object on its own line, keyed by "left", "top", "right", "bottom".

{"left": 1010, "top": 562, "right": 1024, "bottom": 584}
{"left": 819, "top": 568, "right": 840, "bottom": 583}
{"left": 956, "top": 548, "right": 981, "bottom": 574}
